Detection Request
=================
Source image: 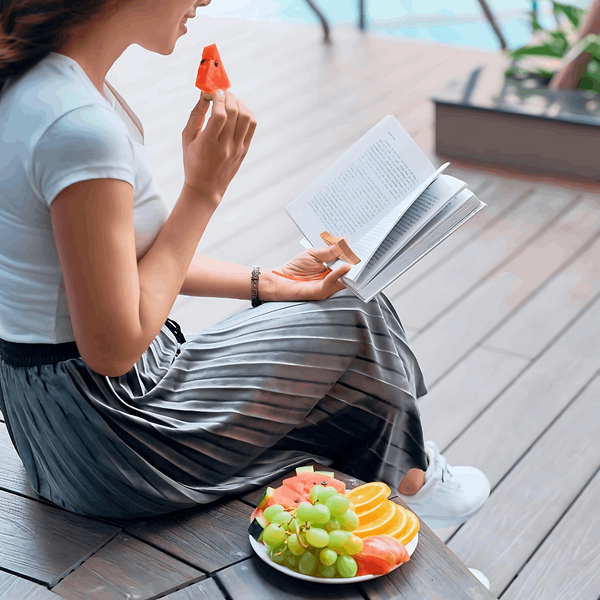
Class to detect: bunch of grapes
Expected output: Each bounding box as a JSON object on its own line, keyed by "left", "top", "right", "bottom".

{"left": 260, "top": 484, "right": 363, "bottom": 578}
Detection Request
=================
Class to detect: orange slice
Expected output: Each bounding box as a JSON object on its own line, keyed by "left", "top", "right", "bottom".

{"left": 383, "top": 503, "right": 408, "bottom": 538}
{"left": 345, "top": 482, "right": 391, "bottom": 514}
{"left": 353, "top": 501, "right": 398, "bottom": 538}
{"left": 356, "top": 498, "right": 391, "bottom": 525}
{"left": 395, "top": 507, "right": 420, "bottom": 546}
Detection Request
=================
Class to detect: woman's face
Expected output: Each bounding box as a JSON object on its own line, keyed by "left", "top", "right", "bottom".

{"left": 129, "top": 0, "right": 211, "bottom": 55}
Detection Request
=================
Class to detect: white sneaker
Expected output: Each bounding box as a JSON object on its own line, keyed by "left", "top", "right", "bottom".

{"left": 397, "top": 441, "right": 490, "bottom": 529}
{"left": 468, "top": 568, "right": 491, "bottom": 590}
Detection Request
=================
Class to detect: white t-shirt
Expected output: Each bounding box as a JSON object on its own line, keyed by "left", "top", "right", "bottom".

{"left": 0, "top": 51, "right": 170, "bottom": 344}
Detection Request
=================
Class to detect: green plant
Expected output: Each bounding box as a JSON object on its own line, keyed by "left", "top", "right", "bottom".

{"left": 505, "top": 1, "right": 600, "bottom": 92}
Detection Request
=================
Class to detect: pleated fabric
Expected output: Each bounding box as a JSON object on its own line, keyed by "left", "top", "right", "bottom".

{"left": 0, "top": 291, "right": 428, "bottom": 519}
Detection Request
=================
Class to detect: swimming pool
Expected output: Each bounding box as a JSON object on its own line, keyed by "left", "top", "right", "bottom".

{"left": 201, "top": 0, "right": 590, "bottom": 50}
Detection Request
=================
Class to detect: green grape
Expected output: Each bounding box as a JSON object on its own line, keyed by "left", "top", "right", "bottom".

{"left": 312, "top": 503, "right": 331, "bottom": 525}
{"left": 305, "top": 527, "right": 329, "bottom": 548}
{"left": 296, "top": 502, "right": 317, "bottom": 523}
{"left": 326, "top": 494, "right": 350, "bottom": 517}
{"left": 270, "top": 544, "right": 286, "bottom": 564}
{"left": 338, "top": 509, "right": 359, "bottom": 531}
{"left": 287, "top": 533, "right": 306, "bottom": 556}
{"left": 337, "top": 555, "right": 358, "bottom": 578}
{"left": 342, "top": 534, "right": 363, "bottom": 556}
{"left": 263, "top": 504, "right": 285, "bottom": 522}
{"left": 271, "top": 511, "right": 293, "bottom": 528}
{"left": 327, "top": 529, "right": 350, "bottom": 550}
{"left": 319, "top": 547, "right": 338, "bottom": 566}
{"left": 325, "top": 517, "right": 341, "bottom": 532}
{"left": 317, "top": 486, "right": 339, "bottom": 504}
{"left": 285, "top": 552, "right": 300, "bottom": 570}
{"left": 262, "top": 523, "right": 286, "bottom": 547}
{"left": 298, "top": 551, "right": 318, "bottom": 575}
{"left": 310, "top": 484, "right": 325, "bottom": 503}
{"left": 318, "top": 563, "right": 337, "bottom": 578}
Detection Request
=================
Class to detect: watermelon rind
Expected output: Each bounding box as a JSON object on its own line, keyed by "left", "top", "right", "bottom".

{"left": 296, "top": 466, "right": 315, "bottom": 475}
{"left": 256, "top": 487, "right": 275, "bottom": 509}
{"left": 315, "top": 471, "right": 335, "bottom": 478}
{"left": 248, "top": 516, "right": 267, "bottom": 542}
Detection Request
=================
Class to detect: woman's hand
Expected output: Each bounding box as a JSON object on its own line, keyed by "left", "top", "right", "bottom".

{"left": 182, "top": 90, "right": 257, "bottom": 205}
{"left": 262, "top": 244, "right": 352, "bottom": 302}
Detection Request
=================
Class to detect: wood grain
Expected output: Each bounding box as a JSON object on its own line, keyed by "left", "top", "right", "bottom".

{"left": 215, "top": 557, "right": 365, "bottom": 599}
{"left": 159, "top": 577, "right": 226, "bottom": 600}
{"left": 501, "top": 465, "right": 600, "bottom": 600}
{"left": 447, "top": 375, "right": 600, "bottom": 596}
{"left": 484, "top": 233, "right": 600, "bottom": 359}
{"left": 0, "top": 489, "right": 120, "bottom": 587}
{"left": 52, "top": 532, "right": 203, "bottom": 600}
{"left": 0, "top": 570, "right": 60, "bottom": 599}
{"left": 125, "top": 498, "right": 254, "bottom": 574}
{"left": 411, "top": 193, "right": 600, "bottom": 385}
{"left": 442, "top": 291, "right": 600, "bottom": 489}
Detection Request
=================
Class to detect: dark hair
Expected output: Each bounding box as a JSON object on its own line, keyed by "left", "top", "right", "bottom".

{"left": 0, "top": 0, "right": 110, "bottom": 90}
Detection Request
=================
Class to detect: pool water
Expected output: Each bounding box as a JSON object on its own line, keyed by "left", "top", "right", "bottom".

{"left": 201, "top": 0, "right": 590, "bottom": 50}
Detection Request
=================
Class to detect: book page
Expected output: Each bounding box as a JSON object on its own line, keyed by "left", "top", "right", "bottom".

{"left": 355, "top": 174, "right": 467, "bottom": 285}
{"left": 285, "top": 115, "right": 437, "bottom": 251}
{"left": 350, "top": 192, "right": 485, "bottom": 302}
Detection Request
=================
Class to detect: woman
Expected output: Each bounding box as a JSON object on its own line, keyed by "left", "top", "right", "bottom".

{"left": 0, "top": 0, "right": 490, "bottom": 527}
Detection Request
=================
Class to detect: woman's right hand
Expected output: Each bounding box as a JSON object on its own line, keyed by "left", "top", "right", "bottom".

{"left": 182, "top": 89, "right": 257, "bottom": 205}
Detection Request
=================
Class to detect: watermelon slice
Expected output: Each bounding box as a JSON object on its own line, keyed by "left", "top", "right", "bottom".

{"left": 283, "top": 472, "right": 346, "bottom": 496}
{"left": 195, "top": 44, "right": 231, "bottom": 93}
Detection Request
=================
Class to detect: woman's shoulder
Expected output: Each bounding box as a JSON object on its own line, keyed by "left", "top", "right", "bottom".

{"left": 1, "top": 52, "right": 127, "bottom": 152}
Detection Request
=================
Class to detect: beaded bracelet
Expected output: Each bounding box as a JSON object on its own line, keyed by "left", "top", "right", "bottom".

{"left": 251, "top": 266, "right": 263, "bottom": 307}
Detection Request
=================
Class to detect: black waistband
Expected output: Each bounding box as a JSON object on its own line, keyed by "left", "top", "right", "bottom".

{"left": 0, "top": 318, "right": 186, "bottom": 368}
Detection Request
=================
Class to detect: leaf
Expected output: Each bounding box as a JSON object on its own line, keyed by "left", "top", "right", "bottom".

{"left": 509, "top": 30, "right": 570, "bottom": 59}
{"left": 530, "top": 9, "right": 544, "bottom": 33}
{"left": 552, "top": 1, "right": 586, "bottom": 29}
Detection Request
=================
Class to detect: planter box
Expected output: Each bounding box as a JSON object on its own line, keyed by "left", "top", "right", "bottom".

{"left": 432, "top": 65, "right": 600, "bottom": 182}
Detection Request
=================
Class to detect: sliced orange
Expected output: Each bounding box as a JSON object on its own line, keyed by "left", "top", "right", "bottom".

{"left": 353, "top": 501, "right": 398, "bottom": 538}
{"left": 383, "top": 503, "right": 408, "bottom": 538}
{"left": 356, "top": 498, "right": 391, "bottom": 526}
{"left": 345, "top": 482, "right": 391, "bottom": 514}
{"left": 395, "top": 507, "right": 420, "bottom": 546}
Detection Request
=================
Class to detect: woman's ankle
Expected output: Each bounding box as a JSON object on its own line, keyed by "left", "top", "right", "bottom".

{"left": 398, "top": 468, "right": 425, "bottom": 496}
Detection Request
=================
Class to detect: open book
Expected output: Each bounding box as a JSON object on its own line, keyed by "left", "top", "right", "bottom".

{"left": 285, "top": 115, "right": 486, "bottom": 302}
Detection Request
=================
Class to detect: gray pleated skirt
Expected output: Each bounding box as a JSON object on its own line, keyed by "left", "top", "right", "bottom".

{"left": 0, "top": 291, "right": 428, "bottom": 519}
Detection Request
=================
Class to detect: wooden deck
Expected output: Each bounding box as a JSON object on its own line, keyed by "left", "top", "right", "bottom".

{"left": 1, "top": 16, "right": 600, "bottom": 600}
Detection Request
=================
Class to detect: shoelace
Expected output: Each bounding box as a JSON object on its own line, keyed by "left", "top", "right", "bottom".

{"left": 434, "top": 451, "right": 453, "bottom": 483}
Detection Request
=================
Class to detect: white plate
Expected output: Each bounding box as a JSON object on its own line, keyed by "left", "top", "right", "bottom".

{"left": 249, "top": 532, "right": 418, "bottom": 584}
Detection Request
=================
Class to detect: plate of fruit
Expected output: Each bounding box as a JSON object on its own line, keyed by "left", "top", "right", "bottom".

{"left": 248, "top": 466, "right": 420, "bottom": 583}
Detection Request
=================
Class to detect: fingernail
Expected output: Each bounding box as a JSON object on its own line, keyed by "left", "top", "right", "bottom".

{"left": 217, "top": 89, "right": 224, "bottom": 96}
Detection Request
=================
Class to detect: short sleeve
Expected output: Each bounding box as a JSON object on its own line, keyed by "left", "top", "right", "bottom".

{"left": 30, "top": 104, "right": 137, "bottom": 207}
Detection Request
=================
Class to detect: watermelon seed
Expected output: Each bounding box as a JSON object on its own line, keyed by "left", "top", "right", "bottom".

{"left": 214, "top": 61, "right": 218, "bottom": 67}
{"left": 200, "top": 59, "right": 205, "bottom": 64}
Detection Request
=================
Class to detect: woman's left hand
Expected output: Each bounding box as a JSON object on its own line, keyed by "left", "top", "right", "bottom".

{"left": 261, "top": 245, "right": 352, "bottom": 302}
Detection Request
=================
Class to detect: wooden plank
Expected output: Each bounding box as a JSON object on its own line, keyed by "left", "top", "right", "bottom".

{"left": 0, "top": 489, "right": 120, "bottom": 587}
{"left": 484, "top": 233, "right": 600, "bottom": 359}
{"left": 0, "top": 570, "right": 60, "bottom": 599}
{"left": 392, "top": 183, "right": 578, "bottom": 332}
{"left": 215, "top": 556, "right": 365, "bottom": 599}
{"left": 410, "top": 193, "right": 600, "bottom": 385}
{"left": 442, "top": 291, "right": 600, "bottom": 489}
{"left": 0, "top": 422, "right": 40, "bottom": 501}
{"left": 161, "top": 577, "right": 226, "bottom": 600}
{"left": 359, "top": 503, "right": 495, "bottom": 600}
{"left": 417, "top": 346, "right": 529, "bottom": 452}
{"left": 125, "top": 498, "right": 254, "bottom": 574}
{"left": 447, "top": 374, "right": 600, "bottom": 596}
{"left": 501, "top": 466, "right": 600, "bottom": 600}
{"left": 52, "top": 532, "right": 204, "bottom": 600}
